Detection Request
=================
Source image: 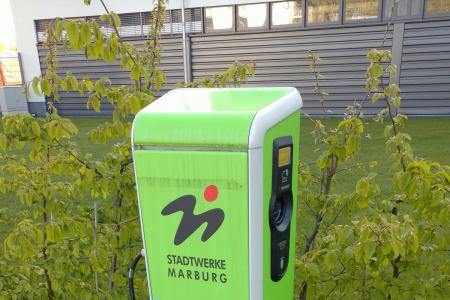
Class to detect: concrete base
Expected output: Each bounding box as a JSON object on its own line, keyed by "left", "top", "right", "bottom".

{"left": 0, "top": 86, "right": 29, "bottom": 115}
{"left": 27, "top": 101, "right": 47, "bottom": 117}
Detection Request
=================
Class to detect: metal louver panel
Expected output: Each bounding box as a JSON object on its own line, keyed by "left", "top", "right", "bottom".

{"left": 35, "top": 8, "right": 202, "bottom": 44}
{"left": 182, "top": 8, "right": 203, "bottom": 33}
{"left": 117, "top": 13, "right": 142, "bottom": 38}
{"left": 171, "top": 9, "right": 183, "bottom": 34}
{"left": 142, "top": 11, "right": 172, "bottom": 35}
{"left": 171, "top": 9, "right": 203, "bottom": 34}
{"left": 400, "top": 20, "right": 450, "bottom": 116}
{"left": 35, "top": 19, "right": 53, "bottom": 43}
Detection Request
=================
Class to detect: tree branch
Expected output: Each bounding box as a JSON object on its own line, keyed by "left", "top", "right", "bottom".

{"left": 98, "top": 0, "right": 141, "bottom": 90}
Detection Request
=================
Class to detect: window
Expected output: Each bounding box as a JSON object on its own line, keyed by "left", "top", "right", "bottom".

{"left": 307, "top": 0, "right": 340, "bottom": 24}
{"left": 205, "top": 6, "right": 234, "bottom": 32}
{"left": 271, "top": 1, "right": 303, "bottom": 27}
{"left": 425, "top": 0, "right": 450, "bottom": 15}
{"left": 384, "top": 0, "right": 421, "bottom": 19}
{"left": 345, "top": 0, "right": 379, "bottom": 21}
{"left": 238, "top": 3, "right": 268, "bottom": 30}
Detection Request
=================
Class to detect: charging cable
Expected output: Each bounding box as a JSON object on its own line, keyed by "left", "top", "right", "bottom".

{"left": 129, "top": 249, "right": 145, "bottom": 300}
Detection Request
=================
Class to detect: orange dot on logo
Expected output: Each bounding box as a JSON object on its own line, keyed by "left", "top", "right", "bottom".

{"left": 204, "top": 185, "right": 218, "bottom": 202}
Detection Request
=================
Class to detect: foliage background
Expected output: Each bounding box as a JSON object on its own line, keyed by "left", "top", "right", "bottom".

{"left": 0, "top": 0, "right": 448, "bottom": 299}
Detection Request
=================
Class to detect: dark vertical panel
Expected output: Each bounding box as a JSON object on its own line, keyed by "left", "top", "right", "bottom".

{"left": 392, "top": 22, "right": 405, "bottom": 86}
{"left": 391, "top": 22, "right": 406, "bottom": 115}
{"left": 186, "top": 36, "right": 192, "bottom": 82}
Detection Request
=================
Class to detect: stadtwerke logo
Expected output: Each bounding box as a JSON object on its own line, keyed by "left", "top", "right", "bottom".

{"left": 161, "top": 185, "right": 225, "bottom": 245}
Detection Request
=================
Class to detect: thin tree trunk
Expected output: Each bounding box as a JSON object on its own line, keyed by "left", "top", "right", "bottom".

{"left": 42, "top": 145, "right": 55, "bottom": 299}
{"left": 42, "top": 196, "right": 55, "bottom": 300}
{"left": 94, "top": 202, "right": 99, "bottom": 292}
{"left": 300, "top": 155, "right": 338, "bottom": 300}
{"left": 106, "top": 189, "right": 123, "bottom": 294}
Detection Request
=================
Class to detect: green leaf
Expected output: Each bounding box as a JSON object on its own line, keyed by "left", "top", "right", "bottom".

{"left": 391, "top": 96, "right": 401, "bottom": 109}
{"left": 34, "top": 138, "right": 42, "bottom": 152}
{"left": 129, "top": 95, "right": 140, "bottom": 114}
{"left": 46, "top": 224, "right": 55, "bottom": 243}
{"left": 130, "top": 64, "right": 141, "bottom": 80}
{"left": 353, "top": 118, "right": 364, "bottom": 134}
{"left": 31, "top": 121, "right": 41, "bottom": 136}
{"left": 381, "top": 239, "right": 391, "bottom": 255}
{"left": 354, "top": 243, "right": 364, "bottom": 262}
{"left": 72, "top": 242, "right": 80, "bottom": 257}
{"left": 53, "top": 225, "right": 63, "bottom": 243}
{"left": 0, "top": 133, "right": 7, "bottom": 149}
{"left": 80, "top": 22, "right": 91, "bottom": 45}
{"left": 41, "top": 78, "right": 51, "bottom": 96}
{"left": 346, "top": 134, "right": 359, "bottom": 157}
{"left": 113, "top": 109, "right": 120, "bottom": 123}
{"left": 111, "top": 13, "right": 121, "bottom": 28}
{"left": 396, "top": 172, "right": 411, "bottom": 193}
{"left": 305, "top": 262, "right": 320, "bottom": 279}
{"left": 5, "top": 233, "right": 15, "bottom": 249}
{"left": 65, "top": 21, "right": 80, "bottom": 50}
{"left": 84, "top": 78, "right": 94, "bottom": 92}
{"left": 91, "top": 95, "right": 101, "bottom": 112}
{"left": 371, "top": 92, "right": 384, "bottom": 104}
{"left": 31, "top": 77, "right": 41, "bottom": 96}
{"left": 363, "top": 241, "right": 377, "bottom": 263}
{"left": 120, "top": 54, "right": 132, "bottom": 69}
{"left": 21, "top": 238, "right": 34, "bottom": 258}
{"left": 94, "top": 38, "right": 103, "bottom": 57}
{"left": 55, "top": 20, "right": 65, "bottom": 39}
{"left": 356, "top": 177, "right": 369, "bottom": 197}
{"left": 438, "top": 207, "right": 449, "bottom": 224}
{"left": 69, "top": 74, "right": 79, "bottom": 90}
{"left": 324, "top": 251, "right": 338, "bottom": 268}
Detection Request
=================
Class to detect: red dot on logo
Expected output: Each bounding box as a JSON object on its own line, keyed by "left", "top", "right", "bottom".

{"left": 204, "top": 185, "right": 218, "bottom": 202}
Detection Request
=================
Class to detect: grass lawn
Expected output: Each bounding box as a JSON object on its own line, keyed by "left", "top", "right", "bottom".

{"left": 300, "top": 117, "right": 450, "bottom": 195}
{"left": 1, "top": 116, "right": 449, "bottom": 246}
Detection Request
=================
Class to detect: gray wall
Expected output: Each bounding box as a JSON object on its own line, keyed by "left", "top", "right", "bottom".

{"left": 37, "top": 19, "right": 450, "bottom": 116}
{"left": 191, "top": 24, "right": 392, "bottom": 116}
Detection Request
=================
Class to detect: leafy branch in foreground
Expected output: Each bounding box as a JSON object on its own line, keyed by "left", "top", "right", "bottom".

{"left": 296, "top": 48, "right": 449, "bottom": 300}
{"left": 0, "top": 0, "right": 260, "bottom": 298}
{"left": 179, "top": 61, "right": 256, "bottom": 88}
{"left": 1, "top": 1, "right": 168, "bottom": 298}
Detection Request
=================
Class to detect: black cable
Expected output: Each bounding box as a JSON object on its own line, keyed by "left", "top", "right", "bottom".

{"left": 129, "top": 250, "right": 144, "bottom": 300}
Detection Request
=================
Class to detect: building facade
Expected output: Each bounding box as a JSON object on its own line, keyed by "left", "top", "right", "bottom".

{"left": 10, "top": 0, "right": 450, "bottom": 116}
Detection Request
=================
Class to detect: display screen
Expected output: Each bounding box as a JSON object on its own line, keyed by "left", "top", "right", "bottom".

{"left": 278, "top": 147, "right": 291, "bottom": 167}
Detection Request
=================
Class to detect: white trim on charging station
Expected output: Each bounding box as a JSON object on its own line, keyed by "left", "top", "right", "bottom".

{"left": 248, "top": 88, "right": 302, "bottom": 300}
{"left": 131, "top": 110, "right": 154, "bottom": 300}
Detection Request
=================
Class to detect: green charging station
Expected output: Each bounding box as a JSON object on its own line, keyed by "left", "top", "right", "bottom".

{"left": 131, "top": 87, "right": 302, "bottom": 300}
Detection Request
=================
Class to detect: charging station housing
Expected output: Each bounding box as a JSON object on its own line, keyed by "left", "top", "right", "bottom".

{"left": 132, "top": 87, "right": 302, "bottom": 300}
